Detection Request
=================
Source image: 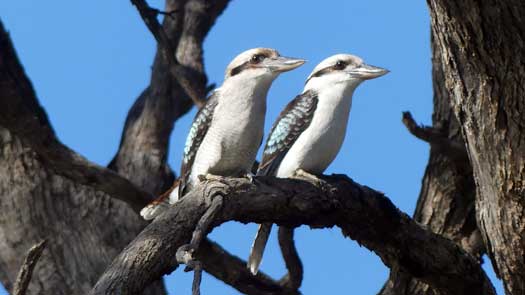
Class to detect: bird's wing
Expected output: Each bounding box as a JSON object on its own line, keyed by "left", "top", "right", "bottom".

{"left": 179, "top": 91, "right": 219, "bottom": 198}
{"left": 257, "top": 90, "right": 318, "bottom": 176}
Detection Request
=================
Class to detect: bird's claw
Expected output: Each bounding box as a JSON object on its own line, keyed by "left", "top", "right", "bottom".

{"left": 176, "top": 244, "right": 199, "bottom": 271}
{"left": 198, "top": 173, "right": 223, "bottom": 182}
{"left": 243, "top": 173, "right": 254, "bottom": 183}
{"left": 293, "top": 169, "right": 326, "bottom": 188}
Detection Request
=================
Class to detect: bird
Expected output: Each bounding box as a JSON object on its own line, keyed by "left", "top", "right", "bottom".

{"left": 247, "top": 53, "right": 389, "bottom": 275}
{"left": 140, "top": 48, "right": 306, "bottom": 220}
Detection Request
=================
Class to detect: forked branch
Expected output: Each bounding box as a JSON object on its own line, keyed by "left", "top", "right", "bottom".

{"left": 130, "top": 0, "right": 205, "bottom": 107}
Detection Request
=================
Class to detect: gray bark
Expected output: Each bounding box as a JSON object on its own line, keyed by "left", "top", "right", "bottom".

{"left": 0, "top": 0, "right": 230, "bottom": 293}
{"left": 428, "top": 1, "right": 525, "bottom": 294}
{"left": 0, "top": 20, "right": 163, "bottom": 294}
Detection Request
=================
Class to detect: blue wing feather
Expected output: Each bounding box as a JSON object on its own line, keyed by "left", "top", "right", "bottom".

{"left": 179, "top": 91, "right": 219, "bottom": 197}
{"left": 257, "top": 90, "right": 318, "bottom": 176}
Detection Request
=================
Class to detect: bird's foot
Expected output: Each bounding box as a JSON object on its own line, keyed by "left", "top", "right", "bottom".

{"left": 241, "top": 172, "right": 255, "bottom": 183}
{"left": 176, "top": 244, "right": 203, "bottom": 294}
{"left": 293, "top": 169, "right": 326, "bottom": 188}
{"left": 176, "top": 244, "right": 198, "bottom": 270}
{"left": 197, "top": 173, "right": 224, "bottom": 182}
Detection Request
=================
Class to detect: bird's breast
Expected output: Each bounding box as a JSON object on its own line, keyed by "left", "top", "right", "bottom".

{"left": 277, "top": 95, "right": 352, "bottom": 177}
{"left": 190, "top": 96, "right": 265, "bottom": 182}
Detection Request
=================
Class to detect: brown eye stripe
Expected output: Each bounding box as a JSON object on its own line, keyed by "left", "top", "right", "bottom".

{"left": 230, "top": 61, "right": 251, "bottom": 77}
{"left": 305, "top": 61, "right": 348, "bottom": 84}
{"left": 229, "top": 54, "right": 271, "bottom": 77}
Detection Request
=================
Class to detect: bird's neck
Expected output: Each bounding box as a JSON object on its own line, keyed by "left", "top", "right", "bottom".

{"left": 221, "top": 74, "right": 274, "bottom": 108}
{"left": 305, "top": 81, "right": 358, "bottom": 109}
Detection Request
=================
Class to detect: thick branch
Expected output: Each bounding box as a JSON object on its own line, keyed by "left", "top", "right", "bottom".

{"left": 92, "top": 176, "right": 495, "bottom": 295}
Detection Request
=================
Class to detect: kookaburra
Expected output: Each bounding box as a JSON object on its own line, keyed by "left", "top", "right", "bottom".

{"left": 140, "top": 48, "right": 305, "bottom": 220}
{"left": 247, "top": 54, "right": 389, "bottom": 274}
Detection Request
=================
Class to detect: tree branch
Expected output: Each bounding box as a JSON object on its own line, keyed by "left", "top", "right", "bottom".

{"left": 277, "top": 227, "right": 303, "bottom": 290}
{"left": 130, "top": 0, "right": 204, "bottom": 108}
{"left": 13, "top": 240, "right": 47, "bottom": 295}
{"left": 198, "top": 239, "right": 299, "bottom": 295}
{"left": 91, "top": 175, "right": 496, "bottom": 295}
{"left": 402, "top": 111, "right": 469, "bottom": 163}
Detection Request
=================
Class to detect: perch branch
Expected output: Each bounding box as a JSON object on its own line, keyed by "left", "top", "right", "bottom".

{"left": 91, "top": 175, "right": 496, "bottom": 295}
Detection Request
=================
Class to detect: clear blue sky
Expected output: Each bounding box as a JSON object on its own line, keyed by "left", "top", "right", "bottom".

{"left": 0, "top": 1, "right": 503, "bottom": 294}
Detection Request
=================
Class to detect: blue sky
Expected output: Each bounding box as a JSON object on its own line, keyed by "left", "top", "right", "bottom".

{"left": 0, "top": 1, "right": 503, "bottom": 294}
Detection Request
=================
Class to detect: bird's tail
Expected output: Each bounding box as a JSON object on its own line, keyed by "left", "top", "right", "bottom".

{"left": 248, "top": 223, "right": 273, "bottom": 275}
{"left": 140, "top": 180, "right": 180, "bottom": 220}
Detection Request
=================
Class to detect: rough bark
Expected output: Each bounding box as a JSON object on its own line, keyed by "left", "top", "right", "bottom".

{"left": 379, "top": 31, "right": 483, "bottom": 295}
{"left": 0, "top": 0, "right": 230, "bottom": 293}
{"left": 0, "top": 20, "right": 165, "bottom": 295}
{"left": 91, "top": 176, "right": 495, "bottom": 295}
{"left": 428, "top": 1, "right": 525, "bottom": 294}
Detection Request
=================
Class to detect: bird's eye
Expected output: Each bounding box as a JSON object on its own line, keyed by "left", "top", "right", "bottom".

{"left": 251, "top": 54, "right": 265, "bottom": 64}
{"left": 334, "top": 60, "right": 346, "bottom": 70}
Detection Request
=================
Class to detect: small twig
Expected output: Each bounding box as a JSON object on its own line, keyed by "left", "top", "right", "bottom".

{"left": 402, "top": 111, "right": 469, "bottom": 162}
{"left": 191, "top": 262, "right": 202, "bottom": 295}
{"left": 176, "top": 194, "right": 224, "bottom": 294}
{"left": 149, "top": 8, "right": 179, "bottom": 20}
{"left": 277, "top": 227, "right": 303, "bottom": 290}
{"left": 130, "top": 0, "right": 205, "bottom": 108}
{"left": 13, "top": 240, "right": 47, "bottom": 295}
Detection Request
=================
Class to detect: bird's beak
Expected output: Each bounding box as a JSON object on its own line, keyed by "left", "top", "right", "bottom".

{"left": 263, "top": 56, "right": 306, "bottom": 73}
{"left": 348, "top": 64, "right": 389, "bottom": 80}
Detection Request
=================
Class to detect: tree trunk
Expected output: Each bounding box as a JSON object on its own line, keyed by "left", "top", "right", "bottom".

{"left": 379, "top": 30, "right": 484, "bottom": 295}
{"left": 428, "top": 1, "right": 525, "bottom": 294}
{"left": 0, "top": 20, "right": 165, "bottom": 295}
